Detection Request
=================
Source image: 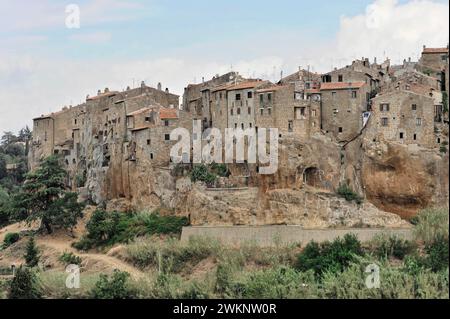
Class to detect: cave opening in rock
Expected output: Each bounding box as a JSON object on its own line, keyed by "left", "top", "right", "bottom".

{"left": 303, "top": 167, "right": 322, "bottom": 188}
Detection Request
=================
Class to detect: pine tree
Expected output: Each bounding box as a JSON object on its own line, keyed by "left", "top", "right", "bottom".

{"left": 8, "top": 266, "right": 42, "bottom": 299}
{"left": 13, "top": 156, "right": 85, "bottom": 234}
{"left": 24, "top": 237, "right": 40, "bottom": 268}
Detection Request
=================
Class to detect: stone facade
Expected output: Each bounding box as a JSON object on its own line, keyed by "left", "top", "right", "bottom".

{"left": 366, "top": 90, "right": 435, "bottom": 148}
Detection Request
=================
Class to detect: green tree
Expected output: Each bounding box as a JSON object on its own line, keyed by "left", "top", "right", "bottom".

{"left": 90, "top": 270, "right": 136, "bottom": 299}
{"left": 24, "top": 237, "right": 40, "bottom": 268}
{"left": 8, "top": 266, "right": 42, "bottom": 299}
{"left": 18, "top": 126, "right": 32, "bottom": 157}
{"left": 1, "top": 131, "right": 18, "bottom": 148}
{"left": 13, "top": 156, "right": 84, "bottom": 234}
{"left": 0, "top": 186, "right": 11, "bottom": 227}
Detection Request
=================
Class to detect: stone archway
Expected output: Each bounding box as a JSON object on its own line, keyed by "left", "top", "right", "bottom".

{"left": 303, "top": 167, "right": 322, "bottom": 188}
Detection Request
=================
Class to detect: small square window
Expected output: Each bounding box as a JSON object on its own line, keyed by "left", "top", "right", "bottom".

{"left": 247, "top": 92, "right": 253, "bottom": 99}
{"left": 260, "top": 109, "right": 264, "bottom": 115}
{"left": 338, "top": 75, "right": 343, "bottom": 82}
{"left": 381, "top": 117, "right": 389, "bottom": 126}
{"left": 338, "top": 127, "right": 343, "bottom": 133}
{"left": 416, "top": 118, "right": 422, "bottom": 126}
{"left": 164, "top": 134, "right": 170, "bottom": 141}
{"left": 267, "top": 93, "right": 272, "bottom": 101}
{"left": 236, "top": 93, "right": 241, "bottom": 101}
{"left": 164, "top": 120, "right": 169, "bottom": 126}
{"left": 351, "top": 91, "right": 357, "bottom": 99}
{"left": 412, "top": 104, "right": 417, "bottom": 111}
{"left": 400, "top": 132, "right": 404, "bottom": 139}
{"left": 147, "top": 139, "right": 151, "bottom": 145}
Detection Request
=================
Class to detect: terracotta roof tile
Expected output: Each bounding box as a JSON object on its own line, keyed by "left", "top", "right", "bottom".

{"left": 126, "top": 107, "right": 152, "bottom": 117}
{"left": 320, "top": 82, "right": 366, "bottom": 90}
{"left": 159, "top": 108, "right": 178, "bottom": 119}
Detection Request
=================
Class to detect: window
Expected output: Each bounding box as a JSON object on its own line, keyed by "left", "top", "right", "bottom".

{"left": 380, "top": 103, "right": 390, "bottom": 112}
{"left": 351, "top": 91, "right": 357, "bottom": 99}
{"left": 416, "top": 118, "right": 422, "bottom": 126}
{"left": 260, "top": 94, "right": 263, "bottom": 104}
{"left": 412, "top": 104, "right": 417, "bottom": 111}
{"left": 311, "top": 110, "right": 317, "bottom": 117}
{"left": 414, "top": 134, "right": 417, "bottom": 140}
{"left": 235, "top": 123, "right": 238, "bottom": 129}
{"left": 381, "top": 117, "right": 388, "bottom": 126}
{"left": 338, "top": 75, "right": 343, "bottom": 82}
{"left": 442, "top": 55, "right": 447, "bottom": 61}
{"left": 236, "top": 93, "right": 241, "bottom": 101}
{"left": 164, "top": 134, "right": 170, "bottom": 141}
{"left": 268, "top": 108, "right": 272, "bottom": 115}
{"left": 288, "top": 121, "right": 293, "bottom": 132}
{"left": 400, "top": 132, "right": 404, "bottom": 139}
{"left": 247, "top": 92, "right": 253, "bottom": 99}
{"left": 249, "top": 123, "right": 252, "bottom": 128}
{"left": 164, "top": 120, "right": 169, "bottom": 126}
{"left": 44, "top": 131, "right": 47, "bottom": 142}
{"left": 231, "top": 109, "right": 233, "bottom": 115}
{"left": 145, "top": 116, "right": 150, "bottom": 122}
{"left": 338, "top": 127, "right": 343, "bottom": 133}
{"left": 150, "top": 153, "right": 154, "bottom": 160}
{"left": 260, "top": 109, "right": 264, "bottom": 115}
{"left": 147, "top": 139, "right": 151, "bottom": 145}
{"left": 74, "top": 119, "right": 77, "bottom": 125}
{"left": 267, "top": 93, "right": 272, "bottom": 101}
{"left": 241, "top": 123, "right": 244, "bottom": 129}
{"left": 305, "top": 82, "right": 311, "bottom": 89}
{"left": 219, "top": 92, "right": 222, "bottom": 100}
{"left": 237, "top": 108, "right": 241, "bottom": 115}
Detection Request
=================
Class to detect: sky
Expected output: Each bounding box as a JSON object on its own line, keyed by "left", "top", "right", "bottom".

{"left": 0, "top": 0, "right": 449, "bottom": 133}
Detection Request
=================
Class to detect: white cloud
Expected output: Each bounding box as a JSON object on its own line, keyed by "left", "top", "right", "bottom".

{"left": 335, "top": 0, "right": 449, "bottom": 65}
{"left": 69, "top": 31, "right": 112, "bottom": 44}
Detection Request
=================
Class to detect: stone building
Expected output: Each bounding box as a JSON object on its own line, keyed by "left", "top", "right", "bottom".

{"left": 320, "top": 81, "right": 371, "bottom": 141}
{"left": 366, "top": 90, "right": 435, "bottom": 148}
{"left": 255, "top": 84, "right": 321, "bottom": 140}
{"left": 418, "top": 46, "right": 449, "bottom": 91}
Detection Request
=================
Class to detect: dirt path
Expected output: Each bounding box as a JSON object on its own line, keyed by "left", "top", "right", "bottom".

{"left": 36, "top": 237, "right": 146, "bottom": 279}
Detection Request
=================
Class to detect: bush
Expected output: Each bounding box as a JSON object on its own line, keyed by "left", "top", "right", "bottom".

{"left": 24, "top": 237, "right": 40, "bottom": 267}
{"left": 73, "top": 210, "right": 189, "bottom": 250}
{"left": 59, "top": 252, "right": 82, "bottom": 266}
{"left": 190, "top": 164, "right": 217, "bottom": 184}
{"left": 8, "top": 266, "right": 42, "bottom": 299}
{"left": 439, "top": 146, "right": 447, "bottom": 154}
{"left": 424, "top": 235, "right": 449, "bottom": 272}
{"left": 414, "top": 208, "right": 449, "bottom": 244}
{"left": 370, "top": 235, "right": 416, "bottom": 260}
{"left": 336, "top": 184, "right": 363, "bottom": 204}
{"left": 210, "top": 163, "right": 230, "bottom": 178}
{"left": 295, "top": 234, "right": 364, "bottom": 278}
{"left": 90, "top": 270, "right": 136, "bottom": 299}
{"left": 3, "top": 232, "right": 20, "bottom": 248}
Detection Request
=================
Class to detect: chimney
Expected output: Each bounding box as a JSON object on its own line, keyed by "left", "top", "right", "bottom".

{"left": 202, "top": 77, "right": 205, "bottom": 83}
{"left": 408, "top": 57, "right": 411, "bottom": 62}
{"left": 157, "top": 82, "right": 162, "bottom": 91}
{"left": 97, "top": 90, "right": 101, "bottom": 96}
{"left": 141, "top": 81, "right": 145, "bottom": 88}
{"left": 374, "top": 57, "right": 377, "bottom": 64}
{"left": 126, "top": 86, "right": 131, "bottom": 91}
{"left": 104, "top": 87, "right": 109, "bottom": 93}
{"left": 86, "top": 94, "right": 90, "bottom": 100}
{"left": 165, "top": 88, "right": 169, "bottom": 93}
{"left": 423, "top": 45, "right": 426, "bottom": 50}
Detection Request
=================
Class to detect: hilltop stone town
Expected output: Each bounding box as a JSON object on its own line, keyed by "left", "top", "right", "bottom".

{"left": 28, "top": 45, "right": 449, "bottom": 228}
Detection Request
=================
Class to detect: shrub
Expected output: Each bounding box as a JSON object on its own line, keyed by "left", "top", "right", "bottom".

{"left": 295, "top": 234, "right": 364, "bottom": 278}
{"left": 336, "top": 184, "right": 363, "bottom": 204}
{"left": 90, "top": 270, "right": 136, "bottom": 299}
{"left": 190, "top": 164, "right": 216, "bottom": 184}
{"left": 24, "top": 237, "right": 40, "bottom": 267}
{"left": 370, "top": 235, "right": 416, "bottom": 260}
{"left": 59, "top": 252, "right": 82, "bottom": 266}
{"left": 73, "top": 210, "right": 189, "bottom": 250}
{"left": 414, "top": 208, "right": 449, "bottom": 244}
{"left": 3, "top": 232, "right": 20, "bottom": 248}
{"left": 8, "top": 266, "right": 42, "bottom": 299}
{"left": 440, "top": 146, "right": 448, "bottom": 154}
{"left": 210, "top": 163, "right": 230, "bottom": 178}
{"left": 424, "top": 235, "right": 449, "bottom": 272}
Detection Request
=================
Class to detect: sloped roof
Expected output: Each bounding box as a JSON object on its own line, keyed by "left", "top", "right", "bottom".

{"left": 256, "top": 85, "right": 288, "bottom": 93}
{"left": 159, "top": 108, "right": 178, "bottom": 119}
{"left": 320, "top": 82, "right": 366, "bottom": 90}
{"left": 126, "top": 107, "right": 151, "bottom": 117}
{"left": 87, "top": 91, "right": 119, "bottom": 101}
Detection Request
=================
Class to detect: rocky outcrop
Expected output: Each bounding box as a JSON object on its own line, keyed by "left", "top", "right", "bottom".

{"left": 360, "top": 138, "right": 449, "bottom": 219}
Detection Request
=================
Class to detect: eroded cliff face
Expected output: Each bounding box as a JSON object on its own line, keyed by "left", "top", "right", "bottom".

{"left": 360, "top": 138, "right": 449, "bottom": 219}
{"left": 79, "top": 130, "right": 447, "bottom": 227}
